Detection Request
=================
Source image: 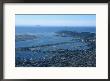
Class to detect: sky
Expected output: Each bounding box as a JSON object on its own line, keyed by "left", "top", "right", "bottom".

{"left": 15, "top": 14, "right": 96, "bottom": 27}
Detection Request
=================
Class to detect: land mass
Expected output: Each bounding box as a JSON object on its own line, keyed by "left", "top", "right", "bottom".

{"left": 16, "top": 34, "right": 38, "bottom": 42}
{"left": 15, "top": 31, "right": 96, "bottom": 67}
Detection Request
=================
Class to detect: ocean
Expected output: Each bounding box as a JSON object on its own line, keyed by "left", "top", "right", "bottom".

{"left": 16, "top": 27, "right": 96, "bottom": 34}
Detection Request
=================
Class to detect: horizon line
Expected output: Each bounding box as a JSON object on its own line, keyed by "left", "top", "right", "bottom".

{"left": 15, "top": 25, "right": 96, "bottom": 27}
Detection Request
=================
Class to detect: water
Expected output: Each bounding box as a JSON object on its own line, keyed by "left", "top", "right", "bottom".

{"left": 15, "top": 27, "right": 96, "bottom": 66}
{"left": 16, "top": 27, "right": 95, "bottom": 48}
{"left": 16, "top": 27, "right": 96, "bottom": 34}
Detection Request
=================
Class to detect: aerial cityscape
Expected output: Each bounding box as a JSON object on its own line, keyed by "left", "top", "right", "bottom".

{"left": 15, "top": 14, "right": 96, "bottom": 67}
